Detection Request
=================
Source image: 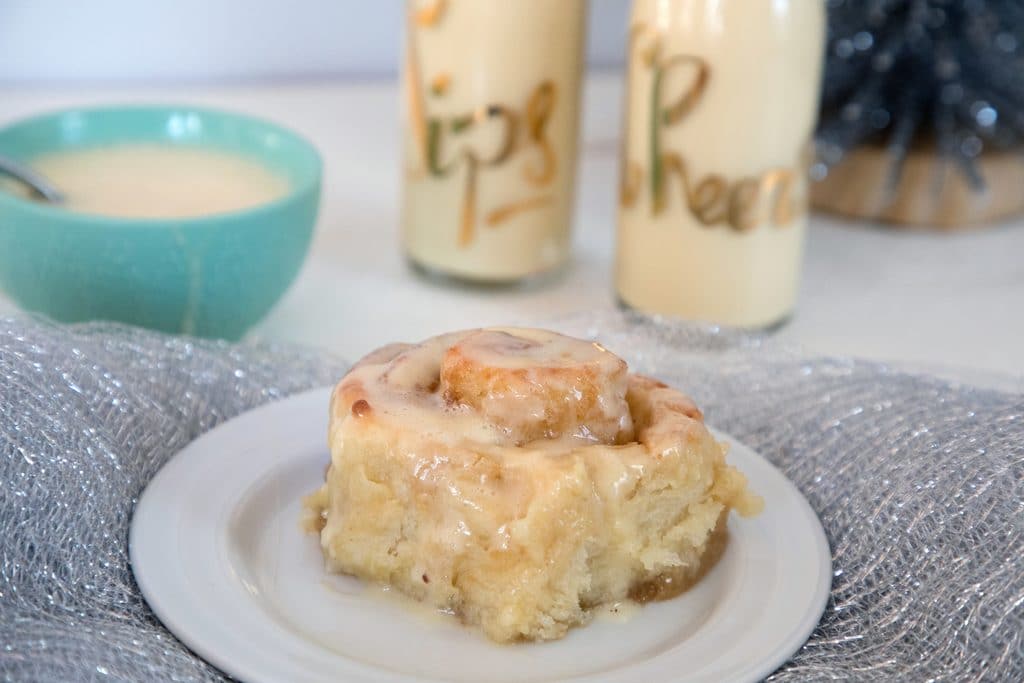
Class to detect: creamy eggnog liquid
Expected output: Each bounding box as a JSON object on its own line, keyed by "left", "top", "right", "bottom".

{"left": 22, "top": 144, "right": 289, "bottom": 218}
{"left": 616, "top": 0, "right": 824, "bottom": 327}
{"left": 401, "top": 0, "right": 585, "bottom": 283}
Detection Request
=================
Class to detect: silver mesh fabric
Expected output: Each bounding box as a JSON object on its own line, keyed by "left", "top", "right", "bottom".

{"left": 2, "top": 311, "right": 1021, "bottom": 682}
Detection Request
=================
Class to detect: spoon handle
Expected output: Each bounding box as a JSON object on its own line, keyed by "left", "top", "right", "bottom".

{"left": 0, "top": 154, "right": 64, "bottom": 204}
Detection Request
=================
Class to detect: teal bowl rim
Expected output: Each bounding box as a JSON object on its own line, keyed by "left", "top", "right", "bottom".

{"left": 0, "top": 104, "right": 323, "bottom": 228}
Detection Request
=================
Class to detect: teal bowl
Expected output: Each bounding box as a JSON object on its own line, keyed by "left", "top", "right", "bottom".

{"left": 0, "top": 105, "right": 321, "bottom": 339}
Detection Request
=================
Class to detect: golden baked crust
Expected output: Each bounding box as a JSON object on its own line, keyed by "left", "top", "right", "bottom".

{"left": 306, "top": 328, "right": 761, "bottom": 642}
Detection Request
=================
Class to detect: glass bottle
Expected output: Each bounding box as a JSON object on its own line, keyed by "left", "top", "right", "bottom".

{"left": 401, "top": 0, "right": 587, "bottom": 284}
{"left": 616, "top": 0, "right": 825, "bottom": 327}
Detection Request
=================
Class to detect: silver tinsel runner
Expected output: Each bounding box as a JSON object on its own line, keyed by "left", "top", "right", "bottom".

{"left": 1, "top": 312, "right": 1022, "bottom": 682}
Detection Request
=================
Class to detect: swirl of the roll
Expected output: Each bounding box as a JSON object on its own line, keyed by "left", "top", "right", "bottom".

{"left": 334, "top": 327, "right": 639, "bottom": 448}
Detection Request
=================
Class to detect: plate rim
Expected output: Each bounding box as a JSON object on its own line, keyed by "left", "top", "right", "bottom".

{"left": 130, "top": 386, "right": 832, "bottom": 683}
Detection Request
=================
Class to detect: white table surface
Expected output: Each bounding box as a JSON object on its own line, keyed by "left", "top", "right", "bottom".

{"left": 1, "top": 75, "right": 1022, "bottom": 389}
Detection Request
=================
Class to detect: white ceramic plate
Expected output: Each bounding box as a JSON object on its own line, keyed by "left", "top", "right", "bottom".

{"left": 130, "top": 387, "right": 831, "bottom": 683}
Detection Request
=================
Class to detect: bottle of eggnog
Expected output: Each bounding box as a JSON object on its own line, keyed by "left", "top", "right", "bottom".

{"left": 616, "top": 0, "right": 825, "bottom": 327}
{"left": 401, "top": 0, "right": 586, "bottom": 284}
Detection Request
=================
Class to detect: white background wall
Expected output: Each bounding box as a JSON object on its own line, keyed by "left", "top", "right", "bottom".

{"left": 0, "top": 1, "right": 630, "bottom": 84}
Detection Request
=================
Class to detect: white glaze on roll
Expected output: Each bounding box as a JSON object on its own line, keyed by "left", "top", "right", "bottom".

{"left": 337, "top": 328, "right": 635, "bottom": 447}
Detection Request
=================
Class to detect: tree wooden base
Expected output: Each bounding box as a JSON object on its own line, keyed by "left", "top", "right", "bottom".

{"left": 811, "top": 144, "right": 1024, "bottom": 229}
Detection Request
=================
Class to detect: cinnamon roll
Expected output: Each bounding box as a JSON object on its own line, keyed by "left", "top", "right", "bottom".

{"left": 304, "top": 328, "right": 761, "bottom": 642}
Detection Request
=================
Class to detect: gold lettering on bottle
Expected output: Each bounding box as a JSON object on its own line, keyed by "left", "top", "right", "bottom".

{"left": 522, "top": 81, "right": 557, "bottom": 185}
{"left": 650, "top": 55, "right": 709, "bottom": 214}
{"left": 413, "top": 0, "right": 446, "bottom": 26}
{"left": 618, "top": 25, "right": 647, "bottom": 208}
{"left": 427, "top": 105, "right": 520, "bottom": 245}
{"left": 406, "top": 5, "right": 560, "bottom": 247}
{"left": 760, "top": 169, "right": 798, "bottom": 226}
{"left": 728, "top": 178, "right": 761, "bottom": 231}
{"left": 404, "top": 1, "right": 448, "bottom": 176}
{"left": 691, "top": 175, "right": 729, "bottom": 225}
{"left": 484, "top": 195, "right": 554, "bottom": 226}
{"left": 621, "top": 23, "right": 806, "bottom": 232}
{"left": 430, "top": 73, "right": 451, "bottom": 96}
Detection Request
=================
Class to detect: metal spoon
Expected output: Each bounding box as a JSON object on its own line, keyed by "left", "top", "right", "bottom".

{"left": 0, "top": 154, "right": 64, "bottom": 204}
